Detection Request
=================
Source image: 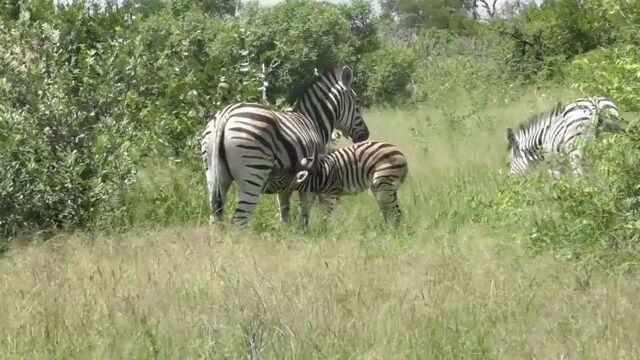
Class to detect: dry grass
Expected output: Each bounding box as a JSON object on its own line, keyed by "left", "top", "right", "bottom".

{"left": 1, "top": 89, "right": 639, "bottom": 359}
{"left": 1, "top": 228, "right": 638, "bottom": 359}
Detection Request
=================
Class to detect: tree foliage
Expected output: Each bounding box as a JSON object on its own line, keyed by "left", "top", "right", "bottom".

{"left": 379, "top": 0, "right": 475, "bottom": 32}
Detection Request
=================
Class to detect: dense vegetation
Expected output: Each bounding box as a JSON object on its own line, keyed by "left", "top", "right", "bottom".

{"left": 2, "top": 1, "right": 640, "bottom": 357}
{"left": 1, "top": 0, "right": 639, "bottom": 268}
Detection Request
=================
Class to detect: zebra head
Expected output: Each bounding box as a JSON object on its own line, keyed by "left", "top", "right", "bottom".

{"left": 506, "top": 127, "right": 536, "bottom": 176}
{"left": 295, "top": 65, "right": 369, "bottom": 143}
{"left": 594, "top": 97, "right": 623, "bottom": 131}
{"left": 294, "top": 145, "right": 335, "bottom": 186}
{"left": 294, "top": 150, "right": 319, "bottom": 185}
{"left": 333, "top": 66, "right": 369, "bottom": 143}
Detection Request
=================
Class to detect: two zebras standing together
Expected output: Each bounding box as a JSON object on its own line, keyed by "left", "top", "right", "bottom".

{"left": 200, "top": 65, "right": 408, "bottom": 229}
{"left": 201, "top": 65, "right": 623, "bottom": 229}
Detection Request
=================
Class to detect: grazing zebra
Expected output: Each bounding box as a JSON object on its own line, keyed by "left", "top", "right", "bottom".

{"left": 200, "top": 65, "right": 370, "bottom": 227}
{"left": 291, "top": 140, "right": 409, "bottom": 228}
{"left": 506, "top": 97, "right": 622, "bottom": 177}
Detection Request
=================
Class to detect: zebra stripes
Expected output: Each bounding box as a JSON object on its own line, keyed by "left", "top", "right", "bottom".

{"left": 292, "top": 140, "right": 409, "bottom": 227}
{"left": 506, "top": 96, "right": 622, "bottom": 177}
{"left": 200, "top": 65, "right": 369, "bottom": 227}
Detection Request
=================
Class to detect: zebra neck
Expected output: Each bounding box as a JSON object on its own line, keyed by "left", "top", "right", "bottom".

{"left": 292, "top": 88, "right": 338, "bottom": 143}
{"left": 521, "top": 122, "right": 548, "bottom": 152}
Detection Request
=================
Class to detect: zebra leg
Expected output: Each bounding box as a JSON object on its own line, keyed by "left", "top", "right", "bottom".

{"left": 374, "top": 189, "right": 401, "bottom": 228}
{"left": 320, "top": 194, "right": 338, "bottom": 216}
{"left": 569, "top": 149, "right": 584, "bottom": 178}
{"left": 298, "top": 191, "right": 316, "bottom": 230}
{"left": 319, "top": 194, "right": 338, "bottom": 228}
{"left": 230, "top": 173, "right": 271, "bottom": 227}
{"left": 277, "top": 190, "right": 292, "bottom": 223}
{"left": 225, "top": 144, "right": 274, "bottom": 227}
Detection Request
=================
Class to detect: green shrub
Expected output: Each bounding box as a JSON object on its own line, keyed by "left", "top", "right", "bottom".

{"left": 568, "top": 46, "right": 640, "bottom": 112}
{"left": 488, "top": 0, "right": 623, "bottom": 80}
{"left": 134, "top": 8, "right": 262, "bottom": 157}
{"left": 96, "top": 161, "right": 208, "bottom": 231}
{"left": 410, "top": 29, "right": 515, "bottom": 106}
{"left": 0, "top": 19, "right": 141, "bottom": 237}
{"left": 240, "top": 0, "right": 379, "bottom": 104}
{"left": 359, "top": 41, "right": 416, "bottom": 105}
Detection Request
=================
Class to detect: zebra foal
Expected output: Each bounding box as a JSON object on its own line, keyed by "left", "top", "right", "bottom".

{"left": 200, "top": 65, "right": 370, "bottom": 228}
{"left": 506, "top": 96, "right": 622, "bottom": 177}
{"left": 291, "top": 140, "right": 409, "bottom": 228}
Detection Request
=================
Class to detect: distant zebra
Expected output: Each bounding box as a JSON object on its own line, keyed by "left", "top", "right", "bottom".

{"left": 506, "top": 97, "right": 622, "bottom": 177}
{"left": 200, "top": 65, "right": 370, "bottom": 227}
{"left": 291, "top": 140, "right": 408, "bottom": 227}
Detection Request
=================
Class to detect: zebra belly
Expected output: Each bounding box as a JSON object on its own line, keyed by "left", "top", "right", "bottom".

{"left": 336, "top": 184, "right": 367, "bottom": 196}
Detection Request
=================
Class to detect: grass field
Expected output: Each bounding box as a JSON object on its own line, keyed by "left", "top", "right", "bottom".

{"left": 1, "top": 89, "right": 639, "bottom": 359}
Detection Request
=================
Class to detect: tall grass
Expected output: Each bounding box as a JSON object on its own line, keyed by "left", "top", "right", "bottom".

{"left": 2, "top": 88, "right": 639, "bottom": 358}
{"left": 1, "top": 228, "right": 638, "bottom": 358}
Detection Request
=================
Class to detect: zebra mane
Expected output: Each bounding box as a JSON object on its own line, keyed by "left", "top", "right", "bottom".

{"left": 518, "top": 102, "right": 565, "bottom": 132}
{"left": 291, "top": 63, "right": 348, "bottom": 102}
{"left": 508, "top": 102, "right": 565, "bottom": 150}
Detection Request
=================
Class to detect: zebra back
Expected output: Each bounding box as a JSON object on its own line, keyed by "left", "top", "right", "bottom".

{"left": 294, "top": 140, "right": 409, "bottom": 195}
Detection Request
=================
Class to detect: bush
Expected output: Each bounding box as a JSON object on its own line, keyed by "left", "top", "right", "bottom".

{"left": 134, "top": 7, "right": 262, "bottom": 158}
{"left": 409, "top": 29, "right": 515, "bottom": 106}
{"left": 240, "top": 0, "right": 379, "bottom": 104}
{"left": 568, "top": 45, "right": 640, "bottom": 111}
{"left": 0, "top": 19, "right": 140, "bottom": 237}
{"left": 487, "top": 0, "right": 621, "bottom": 80}
{"left": 359, "top": 41, "right": 416, "bottom": 105}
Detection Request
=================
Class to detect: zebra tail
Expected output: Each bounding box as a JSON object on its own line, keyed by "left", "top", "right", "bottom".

{"left": 401, "top": 161, "right": 409, "bottom": 184}
{"left": 207, "top": 110, "right": 232, "bottom": 208}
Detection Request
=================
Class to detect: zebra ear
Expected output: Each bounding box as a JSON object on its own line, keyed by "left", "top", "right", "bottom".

{"left": 331, "top": 129, "right": 343, "bottom": 140}
{"left": 340, "top": 66, "right": 353, "bottom": 89}
{"left": 506, "top": 128, "right": 518, "bottom": 148}
{"left": 295, "top": 171, "right": 309, "bottom": 184}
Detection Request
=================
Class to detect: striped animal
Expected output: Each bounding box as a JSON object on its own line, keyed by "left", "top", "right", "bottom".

{"left": 292, "top": 140, "right": 409, "bottom": 227}
{"left": 200, "top": 65, "right": 370, "bottom": 227}
{"left": 506, "top": 96, "right": 622, "bottom": 177}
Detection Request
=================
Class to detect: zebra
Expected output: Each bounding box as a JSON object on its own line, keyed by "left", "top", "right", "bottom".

{"left": 200, "top": 65, "right": 370, "bottom": 228}
{"left": 505, "top": 97, "right": 622, "bottom": 177}
{"left": 291, "top": 140, "right": 409, "bottom": 228}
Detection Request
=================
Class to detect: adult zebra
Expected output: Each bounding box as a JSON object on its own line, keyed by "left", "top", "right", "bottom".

{"left": 200, "top": 65, "right": 370, "bottom": 227}
{"left": 505, "top": 96, "right": 622, "bottom": 177}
